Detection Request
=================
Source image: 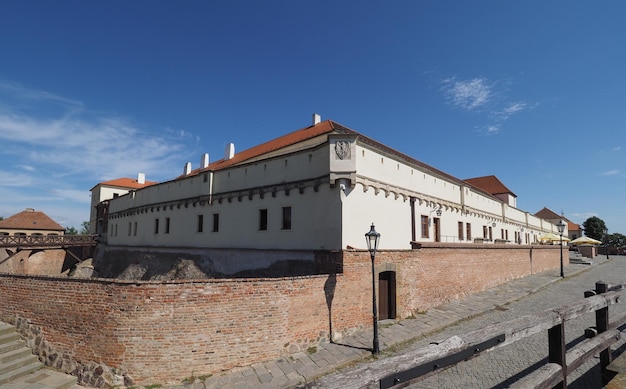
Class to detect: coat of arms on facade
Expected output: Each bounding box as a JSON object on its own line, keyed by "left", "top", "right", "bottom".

{"left": 335, "top": 141, "right": 351, "bottom": 160}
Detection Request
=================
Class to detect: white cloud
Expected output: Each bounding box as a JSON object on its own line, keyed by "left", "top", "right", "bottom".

{"left": 0, "top": 171, "right": 33, "bottom": 186}
{"left": 441, "top": 77, "right": 492, "bottom": 111}
{"left": 439, "top": 75, "right": 534, "bottom": 135}
{"left": 0, "top": 82, "right": 200, "bottom": 228}
{"left": 601, "top": 170, "right": 620, "bottom": 176}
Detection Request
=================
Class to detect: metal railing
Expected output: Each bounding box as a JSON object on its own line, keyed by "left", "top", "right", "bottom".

{"left": 0, "top": 234, "right": 98, "bottom": 248}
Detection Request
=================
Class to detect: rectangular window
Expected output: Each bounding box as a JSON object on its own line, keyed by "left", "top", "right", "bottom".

{"left": 488, "top": 226, "right": 493, "bottom": 241}
{"left": 483, "top": 225, "right": 488, "bottom": 239}
{"left": 282, "top": 206, "right": 292, "bottom": 230}
{"left": 505, "top": 230, "right": 509, "bottom": 241}
{"left": 154, "top": 218, "right": 159, "bottom": 234}
{"left": 458, "top": 221, "right": 464, "bottom": 241}
{"left": 128, "top": 222, "right": 132, "bottom": 236}
{"left": 421, "top": 215, "right": 429, "bottom": 238}
{"left": 212, "top": 213, "right": 219, "bottom": 232}
{"left": 466, "top": 223, "right": 472, "bottom": 241}
{"left": 197, "top": 214, "right": 204, "bottom": 233}
{"left": 259, "top": 209, "right": 268, "bottom": 231}
{"left": 133, "top": 222, "right": 137, "bottom": 236}
{"left": 165, "top": 218, "right": 170, "bottom": 234}
{"left": 501, "top": 229, "right": 505, "bottom": 239}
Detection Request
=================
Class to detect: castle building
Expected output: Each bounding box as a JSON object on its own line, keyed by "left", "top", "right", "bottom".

{"left": 94, "top": 115, "right": 564, "bottom": 252}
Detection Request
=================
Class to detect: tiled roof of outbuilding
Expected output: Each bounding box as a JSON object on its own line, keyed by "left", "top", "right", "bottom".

{"left": 534, "top": 207, "right": 561, "bottom": 220}
{"left": 0, "top": 208, "right": 65, "bottom": 231}
{"left": 92, "top": 177, "right": 157, "bottom": 191}
{"left": 464, "top": 175, "right": 517, "bottom": 197}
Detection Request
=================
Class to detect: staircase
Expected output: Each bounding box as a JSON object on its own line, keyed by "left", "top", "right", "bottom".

{"left": 0, "top": 321, "right": 78, "bottom": 389}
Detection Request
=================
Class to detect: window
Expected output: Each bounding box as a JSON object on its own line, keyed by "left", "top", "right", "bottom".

{"left": 128, "top": 222, "right": 132, "bottom": 236}
{"left": 282, "top": 206, "right": 292, "bottom": 230}
{"left": 458, "top": 222, "right": 464, "bottom": 241}
{"left": 466, "top": 223, "right": 472, "bottom": 241}
{"left": 154, "top": 219, "right": 159, "bottom": 234}
{"left": 212, "top": 213, "right": 219, "bottom": 232}
{"left": 165, "top": 218, "right": 170, "bottom": 234}
{"left": 133, "top": 222, "right": 138, "bottom": 236}
{"left": 197, "top": 214, "right": 204, "bottom": 233}
{"left": 488, "top": 226, "right": 493, "bottom": 241}
{"left": 421, "top": 215, "right": 429, "bottom": 238}
{"left": 259, "top": 209, "right": 268, "bottom": 231}
{"left": 483, "top": 226, "right": 488, "bottom": 239}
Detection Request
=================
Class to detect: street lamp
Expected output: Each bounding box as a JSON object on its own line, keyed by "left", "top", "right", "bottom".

{"left": 556, "top": 219, "right": 566, "bottom": 278}
{"left": 365, "top": 223, "right": 381, "bottom": 354}
{"left": 605, "top": 228, "right": 610, "bottom": 259}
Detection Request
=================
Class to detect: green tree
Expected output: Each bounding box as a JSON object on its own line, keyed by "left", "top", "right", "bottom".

{"left": 80, "top": 221, "right": 90, "bottom": 235}
{"left": 609, "top": 233, "right": 626, "bottom": 248}
{"left": 582, "top": 216, "right": 607, "bottom": 241}
{"left": 65, "top": 226, "right": 78, "bottom": 235}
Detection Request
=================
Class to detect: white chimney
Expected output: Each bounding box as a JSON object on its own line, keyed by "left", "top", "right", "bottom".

{"left": 200, "top": 153, "right": 209, "bottom": 169}
{"left": 184, "top": 162, "right": 192, "bottom": 175}
{"left": 137, "top": 173, "right": 145, "bottom": 185}
{"left": 313, "top": 113, "right": 321, "bottom": 125}
{"left": 225, "top": 143, "right": 235, "bottom": 160}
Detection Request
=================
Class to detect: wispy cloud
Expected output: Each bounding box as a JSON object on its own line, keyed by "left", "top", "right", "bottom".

{"left": 441, "top": 77, "right": 492, "bottom": 111}
{"left": 0, "top": 83, "right": 196, "bottom": 181}
{"left": 0, "top": 81, "right": 199, "bottom": 226}
{"left": 439, "top": 75, "right": 534, "bottom": 135}
{"left": 601, "top": 170, "right": 620, "bottom": 176}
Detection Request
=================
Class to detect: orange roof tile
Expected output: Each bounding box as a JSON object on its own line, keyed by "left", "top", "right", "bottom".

{"left": 183, "top": 120, "right": 339, "bottom": 177}
{"left": 464, "top": 175, "right": 517, "bottom": 197}
{"left": 94, "top": 177, "right": 157, "bottom": 190}
{"left": 0, "top": 208, "right": 65, "bottom": 231}
{"left": 534, "top": 207, "right": 561, "bottom": 220}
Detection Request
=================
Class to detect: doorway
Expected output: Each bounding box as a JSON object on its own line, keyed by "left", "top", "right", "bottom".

{"left": 433, "top": 217, "right": 441, "bottom": 242}
{"left": 379, "top": 271, "right": 397, "bottom": 320}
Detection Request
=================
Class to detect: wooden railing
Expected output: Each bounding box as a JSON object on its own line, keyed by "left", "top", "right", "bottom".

{"left": 0, "top": 234, "right": 98, "bottom": 248}
{"left": 338, "top": 281, "right": 626, "bottom": 388}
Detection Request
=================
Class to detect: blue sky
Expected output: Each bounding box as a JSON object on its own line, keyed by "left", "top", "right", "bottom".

{"left": 1, "top": 1, "right": 625, "bottom": 234}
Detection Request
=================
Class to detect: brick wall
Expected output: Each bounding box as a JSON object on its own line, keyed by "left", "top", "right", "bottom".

{"left": 0, "top": 244, "right": 563, "bottom": 386}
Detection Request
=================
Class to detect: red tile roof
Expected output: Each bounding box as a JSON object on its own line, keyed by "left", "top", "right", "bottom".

{"left": 464, "top": 175, "right": 517, "bottom": 197}
{"left": 94, "top": 177, "right": 157, "bottom": 190}
{"left": 0, "top": 208, "right": 65, "bottom": 231}
{"left": 184, "top": 120, "right": 339, "bottom": 176}
{"left": 534, "top": 207, "right": 561, "bottom": 220}
{"left": 183, "top": 120, "right": 474, "bottom": 192}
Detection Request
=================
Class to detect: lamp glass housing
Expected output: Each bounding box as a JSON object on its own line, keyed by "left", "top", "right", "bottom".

{"left": 365, "top": 223, "right": 380, "bottom": 254}
{"left": 556, "top": 219, "right": 566, "bottom": 236}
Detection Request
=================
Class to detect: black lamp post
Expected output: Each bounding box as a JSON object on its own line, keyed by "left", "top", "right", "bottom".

{"left": 365, "top": 223, "right": 381, "bottom": 354}
{"left": 556, "top": 219, "right": 566, "bottom": 278}
{"left": 605, "top": 228, "right": 610, "bottom": 259}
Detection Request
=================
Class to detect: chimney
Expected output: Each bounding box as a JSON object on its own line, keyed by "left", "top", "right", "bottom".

{"left": 200, "top": 153, "right": 209, "bottom": 169}
{"left": 184, "top": 162, "right": 192, "bottom": 175}
{"left": 312, "top": 113, "right": 321, "bottom": 125}
{"left": 137, "top": 173, "right": 145, "bottom": 185}
{"left": 225, "top": 143, "right": 235, "bottom": 160}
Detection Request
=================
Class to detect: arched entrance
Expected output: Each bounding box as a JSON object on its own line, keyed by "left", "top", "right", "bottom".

{"left": 379, "top": 271, "right": 397, "bottom": 320}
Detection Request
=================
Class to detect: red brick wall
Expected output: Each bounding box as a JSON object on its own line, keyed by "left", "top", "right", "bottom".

{"left": 0, "top": 244, "right": 562, "bottom": 385}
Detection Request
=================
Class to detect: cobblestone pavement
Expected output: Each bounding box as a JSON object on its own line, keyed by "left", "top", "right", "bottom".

{"left": 310, "top": 255, "right": 624, "bottom": 389}
{"left": 179, "top": 254, "right": 618, "bottom": 389}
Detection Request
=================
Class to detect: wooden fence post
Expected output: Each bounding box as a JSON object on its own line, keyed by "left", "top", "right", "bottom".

{"left": 596, "top": 281, "right": 613, "bottom": 384}
{"left": 548, "top": 323, "right": 566, "bottom": 389}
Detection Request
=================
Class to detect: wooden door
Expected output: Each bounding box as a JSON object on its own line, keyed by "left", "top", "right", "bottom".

{"left": 378, "top": 271, "right": 396, "bottom": 320}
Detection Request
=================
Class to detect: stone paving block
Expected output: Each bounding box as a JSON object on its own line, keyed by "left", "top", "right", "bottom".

{"left": 265, "top": 360, "right": 286, "bottom": 379}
